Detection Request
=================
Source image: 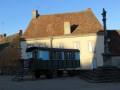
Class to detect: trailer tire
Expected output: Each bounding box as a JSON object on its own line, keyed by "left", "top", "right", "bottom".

{"left": 68, "top": 70, "right": 74, "bottom": 77}
{"left": 45, "top": 71, "right": 53, "bottom": 79}
{"left": 46, "top": 74, "right": 53, "bottom": 79}
{"left": 35, "top": 71, "right": 41, "bottom": 79}
{"left": 57, "top": 70, "right": 63, "bottom": 77}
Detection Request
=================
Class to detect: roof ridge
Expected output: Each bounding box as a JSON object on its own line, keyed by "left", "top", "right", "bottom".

{"left": 24, "top": 8, "right": 103, "bottom": 38}
{"left": 39, "top": 8, "right": 91, "bottom": 17}
{"left": 0, "top": 33, "right": 19, "bottom": 44}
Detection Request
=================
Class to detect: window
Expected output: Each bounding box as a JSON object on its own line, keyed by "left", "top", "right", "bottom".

{"left": 49, "top": 51, "right": 53, "bottom": 60}
{"left": 27, "top": 52, "right": 32, "bottom": 58}
{"left": 88, "top": 41, "right": 95, "bottom": 53}
{"left": 27, "top": 44, "right": 34, "bottom": 48}
{"left": 53, "top": 51, "right": 62, "bottom": 60}
{"left": 39, "top": 43, "right": 46, "bottom": 47}
{"left": 53, "top": 52, "right": 59, "bottom": 59}
{"left": 65, "top": 52, "right": 75, "bottom": 60}
{"left": 58, "top": 43, "right": 63, "bottom": 48}
{"left": 73, "top": 42, "right": 80, "bottom": 49}
{"left": 49, "top": 51, "right": 62, "bottom": 60}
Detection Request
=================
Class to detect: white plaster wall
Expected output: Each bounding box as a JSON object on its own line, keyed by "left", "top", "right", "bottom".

{"left": 21, "top": 35, "right": 104, "bottom": 69}
{"left": 21, "top": 41, "right": 28, "bottom": 59}
{"left": 21, "top": 39, "right": 51, "bottom": 59}
{"left": 53, "top": 35, "right": 104, "bottom": 69}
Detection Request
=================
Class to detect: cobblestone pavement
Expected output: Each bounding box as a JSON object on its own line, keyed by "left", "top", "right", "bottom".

{"left": 0, "top": 75, "right": 120, "bottom": 90}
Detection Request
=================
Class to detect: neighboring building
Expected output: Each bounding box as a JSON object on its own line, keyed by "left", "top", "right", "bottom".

{"left": 0, "top": 30, "right": 22, "bottom": 74}
{"left": 0, "top": 34, "right": 6, "bottom": 41}
{"left": 107, "top": 30, "right": 120, "bottom": 67}
{"left": 21, "top": 8, "right": 104, "bottom": 70}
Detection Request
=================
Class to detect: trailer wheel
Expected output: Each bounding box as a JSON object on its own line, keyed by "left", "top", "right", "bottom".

{"left": 57, "top": 70, "right": 63, "bottom": 77}
{"left": 35, "top": 71, "right": 41, "bottom": 79}
{"left": 45, "top": 71, "right": 53, "bottom": 79}
{"left": 68, "top": 71, "right": 74, "bottom": 77}
{"left": 46, "top": 74, "right": 53, "bottom": 79}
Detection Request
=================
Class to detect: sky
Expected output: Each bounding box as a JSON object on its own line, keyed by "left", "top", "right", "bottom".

{"left": 0, "top": 0, "right": 120, "bottom": 36}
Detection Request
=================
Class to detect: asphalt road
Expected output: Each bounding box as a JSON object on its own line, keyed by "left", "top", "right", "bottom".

{"left": 0, "top": 75, "right": 120, "bottom": 90}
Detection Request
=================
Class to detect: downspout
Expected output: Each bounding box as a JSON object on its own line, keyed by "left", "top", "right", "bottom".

{"left": 50, "top": 37, "right": 53, "bottom": 48}
{"left": 102, "top": 8, "right": 111, "bottom": 66}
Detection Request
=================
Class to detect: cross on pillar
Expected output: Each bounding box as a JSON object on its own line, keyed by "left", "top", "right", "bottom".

{"left": 101, "top": 8, "right": 112, "bottom": 66}
{"left": 102, "top": 8, "right": 109, "bottom": 54}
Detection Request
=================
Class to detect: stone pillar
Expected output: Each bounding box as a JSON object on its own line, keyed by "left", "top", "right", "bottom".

{"left": 101, "top": 8, "right": 112, "bottom": 67}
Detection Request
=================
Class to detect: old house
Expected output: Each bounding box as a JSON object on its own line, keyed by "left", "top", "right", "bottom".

{"left": 21, "top": 8, "right": 104, "bottom": 70}
{"left": 0, "top": 30, "right": 22, "bottom": 74}
{"left": 0, "top": 34, "right": 6, "bottom": 41}
{"left": 106, "top": 30, "right": 120, "bottom": 67}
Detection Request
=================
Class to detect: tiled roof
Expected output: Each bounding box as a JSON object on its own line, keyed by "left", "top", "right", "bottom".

{"left": 108, "top": 30, "right": 120, "bottom": 55}
{"left": 23, "top": 8, "right": 103, "bottom": 38}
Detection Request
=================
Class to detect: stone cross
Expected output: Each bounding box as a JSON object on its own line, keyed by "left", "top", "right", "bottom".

{"left": 102, "top": 8, "right": 111, "bottom": 66}
{"left": 102, "top": 8, "right": 109, "bottom": 54}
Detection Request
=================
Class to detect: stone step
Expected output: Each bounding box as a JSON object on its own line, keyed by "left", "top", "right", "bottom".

{"left": 80, "top": 67, "right": 120, "bottom": 82}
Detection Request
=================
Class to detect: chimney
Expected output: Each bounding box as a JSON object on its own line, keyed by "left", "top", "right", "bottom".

{"left": 87, "top": 8, "right": 91, "bottom": 11}
{"left": 64, "top": 21, "right": 71, "bottom": 34}
{"left": 4, "top": 33, "right": 6, "bottom": 37}
{"left": 18, "top": 30, "right": 22, "bottom": 35}
{"left": 0, "top": 34, "right": 3, "bottom": 39}
{"left": 32, "top": 10, "right": 39, "bottom": 19}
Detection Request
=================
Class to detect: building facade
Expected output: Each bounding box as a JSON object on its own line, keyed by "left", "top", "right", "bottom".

{"left": 21, "top": 8, "right": 104, "bottom": 70}
{"left": 0, "top": 30, "right": 22, "bottom": 74}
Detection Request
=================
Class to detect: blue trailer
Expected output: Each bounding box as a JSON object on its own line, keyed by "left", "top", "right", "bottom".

{"left": 26, "top": 47, "right": 80, "bottom": 79}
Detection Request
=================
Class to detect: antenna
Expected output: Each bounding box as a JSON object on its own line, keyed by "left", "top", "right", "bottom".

{"left": 36, "top": 0, "right": 40, "bottom": 10}
{"left": 37, "top": 5, "right": 39, "bottom": 10}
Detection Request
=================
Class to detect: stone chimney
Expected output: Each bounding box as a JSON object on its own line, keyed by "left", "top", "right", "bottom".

{"left": 0, "top": 34, "right": 6, "bottom": 40}
{"left": 87, "top": 8, "right": 91, "bottom": 11}
{"left": 64, "top": 21, "right": 71, "bottom": 34}
{"left": 3, "top": 33, "right": 6, "bottom": 37}
{"left": 18, "top": 30, "right": 22, "bottom": 35}
{"left": 32, "top": 10, "right": 39, "bottom": 19}
{"left": 0, "top": 34, "right": 3, "bottom": 40}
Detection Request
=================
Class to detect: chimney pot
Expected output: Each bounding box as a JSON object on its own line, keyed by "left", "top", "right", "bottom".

{"left": 87, "top": 8, "right": 91, "bottom": 11}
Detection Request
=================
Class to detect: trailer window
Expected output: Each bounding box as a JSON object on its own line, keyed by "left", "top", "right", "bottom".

{"left": 49, "top": 51, "right": 62, "bottom": 60}
{"left": 27, "top": 52, "right": 32, "bottom": 58}
{"left": 65, "top": 52, "right": 75, "bottom": 60}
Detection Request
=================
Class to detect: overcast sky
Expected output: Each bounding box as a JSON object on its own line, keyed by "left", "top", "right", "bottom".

{"left": 0, "top": 0, "right": 120, "bottom": 36}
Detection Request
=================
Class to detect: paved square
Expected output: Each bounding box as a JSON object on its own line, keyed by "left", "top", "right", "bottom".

{"left": 0, "top": 75, "right": 120, "bottom": 90}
